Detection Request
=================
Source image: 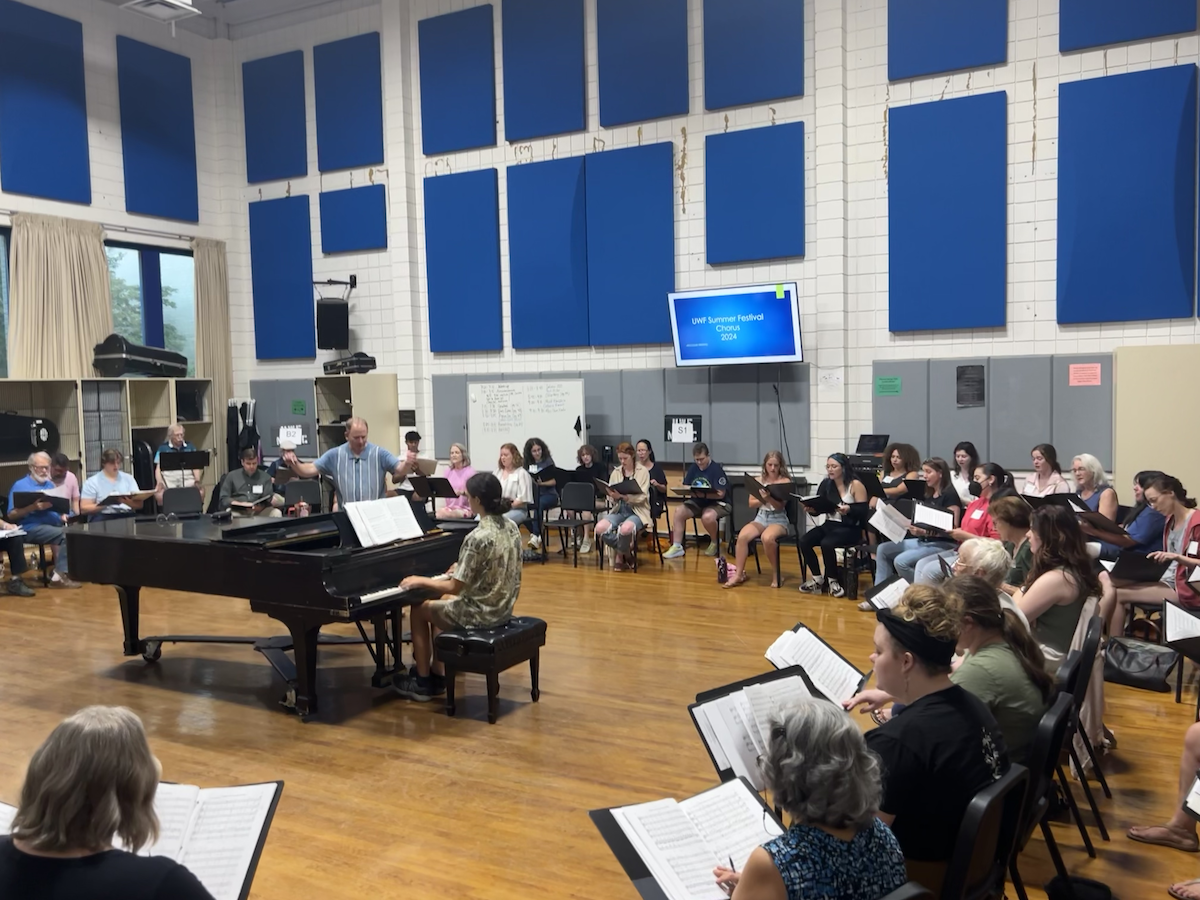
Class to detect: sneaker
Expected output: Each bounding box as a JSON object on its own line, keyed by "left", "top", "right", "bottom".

{"left": 50, "top": 576, "right": 82, "bottom": 589}
{"left": 703, "top": 541, "right": 720, "bottom": 557}
{"left": 579, "top": 538, "right": 593, "bottom": 554}
{"left": 392, "top": 673, "right": 433, "bottom": 702}
{"left": 528, "top": 534, "right": 542, "bottom": 550}
{"left": 663, "top": 543, "right": 685, "bottom": 560}
{"left": 799, "top": 576, "right": 826, "bottom": 594}
{"left": 7, "top": 578, "right": 34, "bottom": 597}
{"left": 828, "top": 579, "right": 846, "bottom": 599}
{"left": 428, "top": 673, "right": 447, "bottom": 697}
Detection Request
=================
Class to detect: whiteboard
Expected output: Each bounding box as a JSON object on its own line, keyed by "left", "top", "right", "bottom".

{"left": 467, "top": 380, "right": 586, "bottom": 468}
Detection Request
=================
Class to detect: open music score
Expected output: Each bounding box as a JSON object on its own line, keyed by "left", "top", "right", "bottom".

{"left": 344, "top": 495, "right": 424, "bottom": 547}
{"left": 765, "top": 625, "right": 867, "bottom": 704}
{"left": 0, "top": 801, "right": 14, "bottom": 835}
{"left": 606, "top": 779, "right": 783, "bottom": 900}
{"left": 864, "top": 575, "right": 908, "bottom": 612}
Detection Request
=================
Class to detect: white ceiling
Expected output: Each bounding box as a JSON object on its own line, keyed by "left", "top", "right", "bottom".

{"left": 100, "top": 0, "right": 380, "bottom": 40}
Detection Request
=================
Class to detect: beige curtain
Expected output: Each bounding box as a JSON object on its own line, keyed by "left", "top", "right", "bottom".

{"left": 192, "top": 238, "right": 233, "bottom": 475}
{"left": 9, "top": 213, "right": 113, "bottom": 378}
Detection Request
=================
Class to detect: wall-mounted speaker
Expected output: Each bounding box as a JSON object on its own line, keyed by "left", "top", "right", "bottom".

{"left": 316, "top": 300, "right": 349, "bottom": 350}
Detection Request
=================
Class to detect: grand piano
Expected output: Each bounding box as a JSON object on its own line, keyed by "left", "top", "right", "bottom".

{"left": 66, "top": 511, "right": 468, "bottom": 718}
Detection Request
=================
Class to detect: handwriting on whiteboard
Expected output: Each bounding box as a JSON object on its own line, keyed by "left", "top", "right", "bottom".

{"left": 478, "top": 382, "right": 573, "bottom": 433}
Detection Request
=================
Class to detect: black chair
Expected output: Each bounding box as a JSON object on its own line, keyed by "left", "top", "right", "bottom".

{"left": 1050, "top": 618, "right": 1108, "bottom": 859}
{"left": 940, "top": 764, "right": 1029, "bottom": 900}
{"left": 646, "top": 485, "right": 667, "bottom": 564}
{"left": 747, "top": 497, "right": 805, "bottom": 586}
{"left": 545, "top": 482, "right": 596, "bottom": 568}
{"left": 881, "top": 884, "right": 935, "bottom": 900}
{"left": 162, "top": 487, "right": 203, "bottom": 516}
{"left": 533, "top": 467, "right": 565, "bottom": 564}
{"left": 1009, "top": 695, "right": 1073, "bottom": 900}
{"left": 283, "top": 479, "right": 322, "bottom": 515}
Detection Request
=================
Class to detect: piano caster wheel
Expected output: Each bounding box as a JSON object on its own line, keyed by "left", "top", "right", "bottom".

{"left": 142, "top": 643, "right": 161, "bottom": 663}
{"left": 280, "top": 688, "right": 296, "bottom": 710}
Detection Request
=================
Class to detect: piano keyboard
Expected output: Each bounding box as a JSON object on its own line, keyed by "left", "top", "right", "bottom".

{"left": 356, "top": 585, "right": 409, "bottom": 604}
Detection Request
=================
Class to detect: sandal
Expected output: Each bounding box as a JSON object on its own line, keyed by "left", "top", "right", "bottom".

{"left": 1170, "top": 879, "right": 1200, "bottom": 900}
{"left": 722, "top": 573, "right": 748, "bottom": 589}
{"left": 857, "top": 600, "right": 874, "bottom": 612}
{"left": 1129, "top": 824, "right": 1200, "bottom": 852}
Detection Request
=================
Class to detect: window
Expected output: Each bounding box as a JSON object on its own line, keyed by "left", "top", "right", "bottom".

{"left": 105, "top": 243, "right": 195, "bottom": 376}
{"left": 0, "top": 226, "right": 9, "bottom": 378}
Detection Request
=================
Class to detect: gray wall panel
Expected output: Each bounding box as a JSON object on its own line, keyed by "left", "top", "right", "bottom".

{"left": 250, "top": 379, "right": 317, "bottom": 456}
{"left": 622, "top": 370, "right": 666, "bottom": 457}
{"left": 1052, "top": 355, "right": 1113, "bottom": 469}
{"left": 710, "top": 367, "right": 761, "bottom": 465}
{"left": 988, "top": 356, "right": 1052, "bottom": 470}
{"left": 872, "top": 361, "right": 930, "bottom": 457}
{"left": 929, "top": 358, "right": 989, "bottom": 463}
{"left": 583, "top": 371, "right": 623, "bottom": 443}
{"left": 759, "top": 363, "right": 811, "bottom": 467}
{"left": 431, "top": 375, "right": 468, "bottom": 458}
{"left": 663, "top": 367, "right": 712, "bottom": 464}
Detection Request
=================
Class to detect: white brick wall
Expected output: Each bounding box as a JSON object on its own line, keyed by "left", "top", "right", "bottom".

{"left": 5, "top": 0, "right": 1198, "bottom": 472}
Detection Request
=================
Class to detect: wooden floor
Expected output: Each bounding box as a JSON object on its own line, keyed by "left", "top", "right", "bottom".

{"left": 0, "top": 541, "right": 1191, "bottom": 899}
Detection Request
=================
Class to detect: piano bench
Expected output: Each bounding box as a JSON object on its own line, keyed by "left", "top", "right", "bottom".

{"left": 434, "top": 616, "right": 547, "bottom": 724}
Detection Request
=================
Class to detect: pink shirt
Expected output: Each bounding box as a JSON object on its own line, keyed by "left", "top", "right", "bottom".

{"left": 443, "top": 465, "right": 476, "bottom": 512}
{"left": 49, "top": 471, "right": 80, "bottom": 504}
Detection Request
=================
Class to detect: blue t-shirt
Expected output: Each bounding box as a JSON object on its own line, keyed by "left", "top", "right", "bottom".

{"left": 1100, "top": 504, "right": 1167, "bottom": 557}
{"left": 82, "top": 470, "right": 142, "bottom": 514}
{"left": 8, "top": 474, "right": 62, "bottom": 528}
{"left": 314, "top": 441, "right": 400, "bottom": 504}
{"left": 683, "top": 460, "right": 728, "bottom": 506}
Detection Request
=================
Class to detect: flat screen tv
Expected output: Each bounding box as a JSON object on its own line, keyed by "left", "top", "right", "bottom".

{"left": 667, "top": 282, "right": 802, "bottom": 367}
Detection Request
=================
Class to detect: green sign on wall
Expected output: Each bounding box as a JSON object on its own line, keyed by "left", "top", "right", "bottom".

{"left": 875, "top": 376, "right": 902, "bottom": 396}
{"left": 291, "top": 400, "right": 307, "bottom": 415}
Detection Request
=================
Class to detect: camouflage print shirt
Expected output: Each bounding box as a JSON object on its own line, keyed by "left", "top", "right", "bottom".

{"left": 440, "top": 513, "right": 523, "bottom": 628}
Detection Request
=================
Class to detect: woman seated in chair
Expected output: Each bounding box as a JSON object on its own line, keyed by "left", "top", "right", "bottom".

{"left": 710, "top": 700, "right": 907, "bottom": 900}
{"left": 81, "top": 449, "right": 147, "bottom": 521}
{"left": 873, "top": 457, "right": 962, "bottom": 587}
{"left": 593, "top": 442, "right": 650, "bottom": 571}
{"left": 1091, "top": 470, "right": 1166, "bottom": 558}
{"left": 727, "top": 450, "right": 793, "bottom": 589}
{"left": 1099, "top": 473, "right": 1200, "bottom": 637}
{"left": 987, "top": 497, "right": 1032, "bottom": 596}
{"left": 437, "top": 443, "right": 476, "bottom": 519}
{"left": 393, "top": 473, "right": 522, "bottom": 703}
{"left": 911, "top": 462, "right": 1013, "bottom": 586}
{"left": 573, "top": 444, "right": 609, "bottom": 553}
{"left": 798, "top": 454, "right": 867, "bottom": 598}
{"left": 1022, "top": 443, "right": 1071, "bottom": 497}
{"left": 494, "top": 443, "right": 533, "bottom": 532}
{"left": 859, "top": 585, "right": 1009, "bottom": 895}
{"left": 636, "top": 439, "right": 668, "bottom": 535}
{"left": 1013, "top": 505, "right": 1101, "bottom": 672}
{"left": 871, "top": 442, "right": 921, "bottom": 509}
{"left": 0, "top": 705, "right": 214, "bottom": 899}
{"left": 523, "top": 438, "right": 559, "bottom": 552}
{"left": 1071, "top": 453, "right": 1118, "bottom": 520}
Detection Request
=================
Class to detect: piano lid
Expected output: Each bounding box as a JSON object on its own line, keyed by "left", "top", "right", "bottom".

{"left": 218, "top": 511, "right": 353, "bottom": 550}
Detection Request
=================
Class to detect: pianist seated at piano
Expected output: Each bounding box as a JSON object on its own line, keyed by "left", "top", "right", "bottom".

{"left": 219, "top": 447, "right": 284, "bottom": 518}
{"left": 281, "top": 417, "right": 407, "bottom": 509}
{"left": 0, "top": 705, "right": 215, "bottom": 900}
{"left": 392, "top": 472, "right": 522, "bottom": 702}
{"left": 81, "top": 449, "right": 147, "bottom": 521}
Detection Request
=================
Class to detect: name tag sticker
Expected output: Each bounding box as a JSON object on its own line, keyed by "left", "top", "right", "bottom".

{"left": 1189, "top": 541, "right": 1198, "bottom": 556}
{"left": 252, "top": 485, "right": 263, "bottom": 495}
{"left": 971, "top": 508, "right": 985, "bottom": 520}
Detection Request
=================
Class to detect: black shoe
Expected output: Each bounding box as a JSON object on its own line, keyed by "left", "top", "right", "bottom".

{"left": 428, "top": 673, "right": 446, "bottom": 696}
{"left": 392, "top": 673, "right": 433, "bottom": 702}
{"left": 6, "top": 577, "right": 34, "bottom": 597}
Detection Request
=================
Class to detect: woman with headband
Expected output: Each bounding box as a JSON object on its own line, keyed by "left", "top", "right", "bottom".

{"left": 862, "top": 585, "right": 1009, "bottom": 895}
{"left": 798, "top": 453, "right": 867, "bottom": 598}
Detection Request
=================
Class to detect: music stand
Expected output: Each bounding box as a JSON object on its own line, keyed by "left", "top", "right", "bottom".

{"left": 157, "top": 450, "right": 211, "bottom": 473}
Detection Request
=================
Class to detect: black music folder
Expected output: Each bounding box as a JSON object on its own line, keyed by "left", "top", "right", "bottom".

{"left": 1076, "top": 510, "right": 1127, "bottom": 538}
{"left": 410, "top": 475, "right": 458, "bottom": 499}
{"left": 902, "top": 478, "right": 927, "bottom": 498}
{"left": 597, "top": 477, "right": 642, "bottom": 495}
{"left": 743, "top": 475, "right": 794, "bottom": 503}
{"left": 589, "top": 777, "right": 783, "bottom": 900}
{"left": 793, "top": 494, "right": 837, "bottom": 516}
{"left": 864, "top": 574, "right": 908, "bottom": 612}
{"left": 0, "top": 780, "right": 282, "bottom": 900}
{"left": 1101, "top": 551, "right": 1169, "bottom": 584}
{"left": 857, "top": 471, "right": 887, "bottom": 500}
{"left": 12, "top": 492, "right": 69, "bottom": 515}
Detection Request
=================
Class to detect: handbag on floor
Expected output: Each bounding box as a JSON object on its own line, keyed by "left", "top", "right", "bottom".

{"left": 1103, "top": 636, "right": 1178, "bottom": 692}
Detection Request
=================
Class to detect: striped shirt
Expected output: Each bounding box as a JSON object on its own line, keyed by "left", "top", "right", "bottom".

{"left": 314, "top": 441, "right": 400, "bottom": 504}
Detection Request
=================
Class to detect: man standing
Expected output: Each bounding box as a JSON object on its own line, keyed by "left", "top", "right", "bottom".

{"left": 220, "top": 448, "right": 285, "bottom": 517}
{"left": 154, "top": 423, "right": 205, "bottom": 505}
{"left": 7, "top": 452, "right": 80, "bottom": 588}
{"left": 282, "top": 417, "right": 409, "bottom": 507}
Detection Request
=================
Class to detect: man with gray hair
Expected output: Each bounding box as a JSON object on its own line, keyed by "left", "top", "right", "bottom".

{"left": 153, "top": 423, "right": 204, "bottom": 505}
{"left": 281, "top": 417, "right": 412, "bottom": 507}
{"left": 5, "top": 451, "right": 79, "bottom": 590}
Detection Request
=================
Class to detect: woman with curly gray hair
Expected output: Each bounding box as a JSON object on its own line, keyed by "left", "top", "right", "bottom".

{"left": 712, "top": 699, "right": 907, "bottom": 900}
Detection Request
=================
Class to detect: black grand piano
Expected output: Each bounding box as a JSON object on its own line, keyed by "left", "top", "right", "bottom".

{"left": 66, "top": 511, "right": 469, "bottom": 718}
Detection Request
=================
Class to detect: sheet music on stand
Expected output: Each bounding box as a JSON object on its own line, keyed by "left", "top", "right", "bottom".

{"left": 863, "top": 575, "right": 908, "bottom": 612}
{"left": 764, "top": 624, "right": 867, "bottom": 704}
{"left": 344, "top": 495, "right": 424, "bottom": 547}
{"left": 688, "top": 667, "right": 815, "bottom": 789}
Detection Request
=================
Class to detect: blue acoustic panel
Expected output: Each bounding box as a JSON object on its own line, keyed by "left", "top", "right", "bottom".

{"left": 889, "top": 92, "right": 1007, "bottom": 332}
{"left": 508, "top": 157, "right": 589, "bottom": 349}
{"left": 314, "top": 33, "right": 384, "bottom": 172}
{"left": 703, "top": 0, "right": 804, "bottom": 110}
{"left": 706, "top": 122, "right": 805, "bottom": 265}
{"left": 248, "top": 195, "right": 316, "bottom": 360}
{"left": 888, "top": 0, "right": 1007, "bottom": 81}
{"left": 319, "top": 184, "right": 387, "bottom": 254}
{"left": 116, "top": 37, "right": 198, "bottom": 222}
{"left": 1058, "top": 66, "right": 1197, "bottom": 324}
{"left": 0, "top": 1, "right": 90, "bottom": 204}
{"left": 424, "top": 169, "right": 503, "bottom": 352}
{"left": 1061, "top": 0, "right": 1196, "bottom": 52}
{"left": 585, "top": 142, "right": 675, "bottom": 345}
{"left": 242, "top": 51, "right": 307, "bottom": 184}
{"left": 419, "top": 7, "right": 497, "bottom": 155}
{"left": 501, "top": 0, "right": 585, "bottom": 142}
{"left": 596, "top": 0, "right": 689, "bottom": 127}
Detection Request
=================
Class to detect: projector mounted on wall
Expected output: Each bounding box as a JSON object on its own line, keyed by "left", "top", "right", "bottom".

{"left": 120, "top": 0, "right": 202, "bottom": 32}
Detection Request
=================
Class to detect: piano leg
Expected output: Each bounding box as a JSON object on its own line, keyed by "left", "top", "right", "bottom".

{"left": 117, "top": 585, "right": 146, "bottom": 658}
{"left": 284, "top": 619, "right": 322, "bottom": 719}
